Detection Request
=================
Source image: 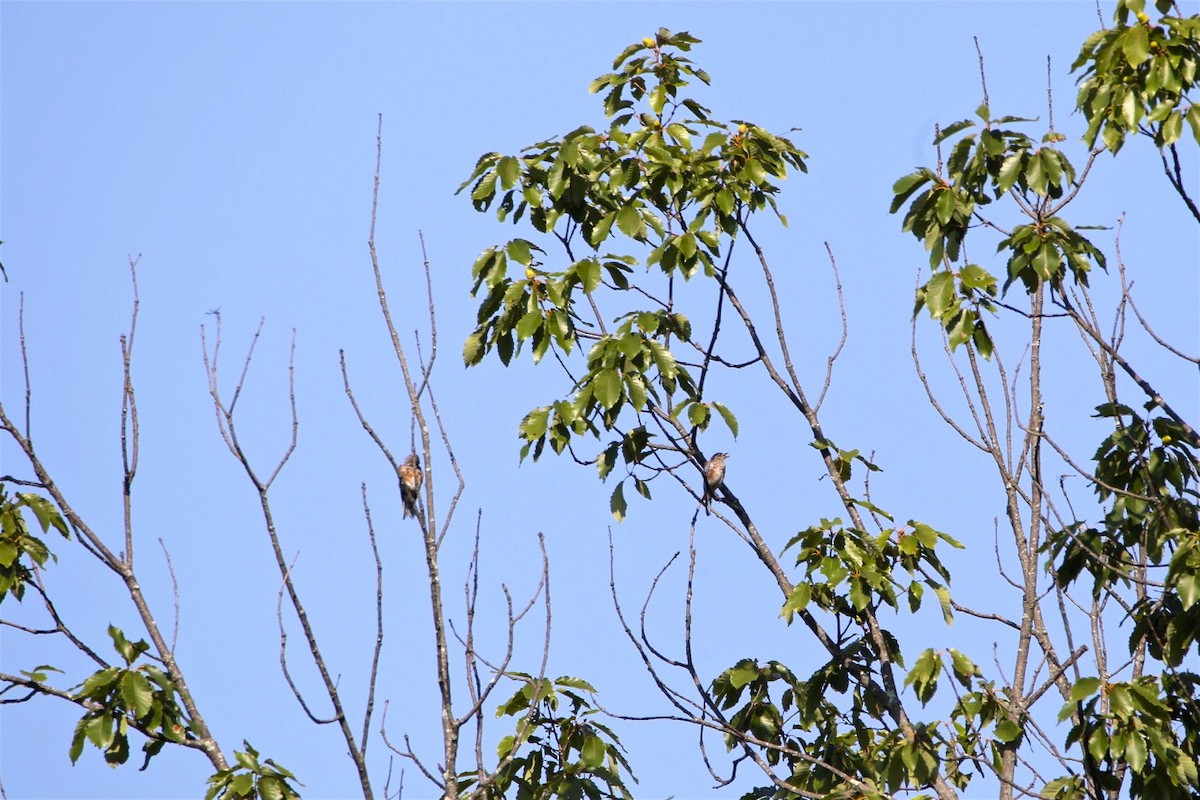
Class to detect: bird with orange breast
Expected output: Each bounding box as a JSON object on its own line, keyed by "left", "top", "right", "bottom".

{"left": 399, "top": 453, "right": 423, "bottom": 519}
{"left": 703, "top": 452, "right": 728, "bottom": 516}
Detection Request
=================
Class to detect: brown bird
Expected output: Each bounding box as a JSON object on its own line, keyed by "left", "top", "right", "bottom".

{"left": 703, "top": 452, "right": 729, "bottom": 515}
{"left": 399, "top": 453, "right": 423, "bottom": 519}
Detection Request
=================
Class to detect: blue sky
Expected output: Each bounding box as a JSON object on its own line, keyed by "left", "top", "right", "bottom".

{"left": 2, "top": 2, "right": 1197, "bottom": 799}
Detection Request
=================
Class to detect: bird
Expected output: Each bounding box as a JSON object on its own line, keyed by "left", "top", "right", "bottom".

{"left": 399, "top": 453, "right": 423, "bottom": 519}
{"left": 703, "top": 452, "right": 729, "bottom": 515}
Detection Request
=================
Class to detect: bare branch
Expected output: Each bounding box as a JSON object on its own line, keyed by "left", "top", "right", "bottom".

{"left": 19, "top": 294, "right": 31, "bottom": 440}
{"left": 814, "top": 243, "right": 848, "bottom": 414}
{"left": 157, "top": 538, "right": 181, "bottom": 654}
{"left": 974, "top": 36, "right": 990, "bottom": 108}
{"left": 120, "top": 256, "right": 142, "bottom": 565}
{"left": 276, "top": 553, "right": 339, "bottom": 725}
{"left": 361, "top": 484, "right": 385, "bottom": 759}
{"left": 1157, "top": 141, "right": 1200, "bottom": 222}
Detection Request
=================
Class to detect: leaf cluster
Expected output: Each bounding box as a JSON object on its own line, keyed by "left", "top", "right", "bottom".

{"left": 779, "top": 449, "right": 962, "bottom": 628}
{"left": 1058, "top": 674, "right": 1200, "bottom": 799}
{"left": 1073, "top": 0, "right": 1200, "bottom": 153}
{"left": 1048, "top": 402, "right": 1200, "bottom": 667}
{"left": 68, "top": 625, "right": 195, "bottom": 770}
{"left": 470, "top": 675, "right": 634, "bottom": 800}
{"left": 460, "top": 28, "right": 806, "bottom": 517}
{"left": 891, "top": 106, "right": 1108, "bottom": 357}
{"left": 0, "top": 486, "right": 70, "bottom": 603}
{"left": 710, "top": 657, "right": 954, "bottom": 799}
{"left": 205, "top": 741, "right": 302, "bottom": 800}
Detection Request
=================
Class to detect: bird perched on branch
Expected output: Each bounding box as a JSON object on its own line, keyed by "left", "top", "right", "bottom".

{"left": 399, "top": 453, "right": 423, "bottom": 519}
{"left": 703, "top": 452, "right": 728, "bottom": 516}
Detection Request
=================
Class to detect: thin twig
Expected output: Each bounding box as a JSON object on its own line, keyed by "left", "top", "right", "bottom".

{"left": 974, "top": 36, "right": 990, "bottom": 108}
{"left": 814, "top": 243, "right": 848, "bottom": 413}
{"left": 361, "top": 484, "right": 385, "bottom": 758}
{"left": 157, "top": 538, "right": 181, "bottom": 654}
{"left": 276, "top": 553, "right": 337, "bottom": 725}
{"left": 19, "top": 295, "right": 31, "bottom": 439}
{"left": 120, "top": 256, "right": 142, "bottom": 566}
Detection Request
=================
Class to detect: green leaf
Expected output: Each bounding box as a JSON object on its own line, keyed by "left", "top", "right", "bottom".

{"left": 994, "top": 719, "right": 1022, "bottom": 743}
{"left": 782, "top": 582, "right": 811, "bottom": 621}
{"left": 677, "top": 232, "right": 697, "bottom": 259}
{"left": 76, "top": 667, "right": 120, "bottom": 699}
{"left": 958, "top": 264, "right": 995, "bottom": 291}
{"left": 580, "top": 735, "right": 606, "bottom": 769}
{"left": 85, "top": 713, "right": 114, "bottom": 748}
{"left": 69, "top": 717, "right": 87, "bottom": 764}
{"left": 497, "top": 156, "right": 520, "bottom": 190}
{"left": 923, "top": 272, "right": 956, "bottom": 319}
{"left": 120, "top": 671, "right": 154, "bottom": 718}
{"left": 993, "top": 151, "right": 1022, "bottom": 194}
{"left": 259, "top": 777, "right": 284, "bottom": 800}
{"left": 519, "top": 407, "right": 550, "bottom": 441}
{"left": 230, "top": 774, "right": 255, "bottom": 796}
{"left": 1161, "top": 109, "right": 1183, "bottom": 145}
{"left": 108, "top": 625, "right": 143, "bottom": 665}
{"left": 646, "top": 340, "right": 677, "bottom": 381}
{"left": 907, "top": 581, "right": 924, "bottom": 613}
{"left": 728, "top": 664, "right": 759, "bottom": 689}
{"left": 1071, "top": 676, "right": 1100, "bottom": 701}
{"left": 516, "top": 310, "right": 543, "bottom": 341}
{"left": 715, "top": 187, "right": 735, "bottom": 216}
{"left": 649, "top": 84, "right": 667, "bottom": 115}
{"left": 891, "top": 169, "right": 933, "bottom": 213}
{"left": 935, "top": 188, "right": 956, "bottom": 225}
{"left": 463, "top": 332, "right": 484, "bottom": 366}
{"left": 744, "top": 158, "right": 767, "bottom": 184}
{"left": 1040, "top": 149, "right": 1063, "bottom": 189}
{"left": 1177, "top": 571, "right": 1199, "bottom": 610}
{"left": 20, "top": 664, "right": 63, "bottom": 684}
{"left": 948, "top": 649, "right": 978, "bottom": 685}
{"left": 576, "top": 258, "right": 602, "bottom": 293}
{"left": 1032, "top": 243, "right": 1060, "bottom": 280}
{"left": 702, "top": 130, "right": 727, "bottom": 154}
{"left": 616, "top": 205, "right": 641, "bottom": 237}
{"left": 712, "top": 402, "right": 738, "bottom": 438}
{"left": 934, "top": 118, "right": 975, "bottom": 143}
{"left": 235, "top": 746, "right": 262, "bottom": 771}
{"left": 972, "top": 322, "right": 993, "bottom": 359}
{"left": 497, "top": 330, "right": 517, "bottom": 366}
{"left": 0, "top": 540, "right": 18, "bottom": 568}
{"left": 471, "top": 172, "right": 498, "bottom": 202}
{"left": 1026, "top": 150, "right": 1046, "bottom": 195}
{"left": 556, "top": 675, "right": 597, "bottom": 692}
{"left": 610, "top": 482, "right": 627, "bottom": 522}
{"left": 934, "top": 585, "right": 953, "bottom": 624}
{"left": 1125, "top": 732, "right": 1148, "bottom": 773}
{"left": 1109, "top": 683, "right": 1134, "bottom": 717}
{"left": 18, "top": 493, "right": 69, "bottom": 537}
{"left": 626, "top": 372, "right": 647, "bottom": 410}
{"left": 496, "top": 734, "right": 516, "bottom": 759}
{"left": 618, "top": 332, "right": 642, "bottom": 359}
{"left": 665, "top": 122, "right": 692, "bottom": 149}
{"left": 593, "top": 369, "right": 622, "bottom": 410}
{"left": 911, "top": 522, "right": 938, "bottom": 548}
{"left": 848, "top": 578, "right": 869, "bottom": 611}
{"left": 1122, "top": 23, "right": 1151, "bottom": 65}
{"left": 597, "top": 441, "right": 619, "bottom": 481}
{"left": 506, "top": 238, "right": 533, "bottom": 266}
